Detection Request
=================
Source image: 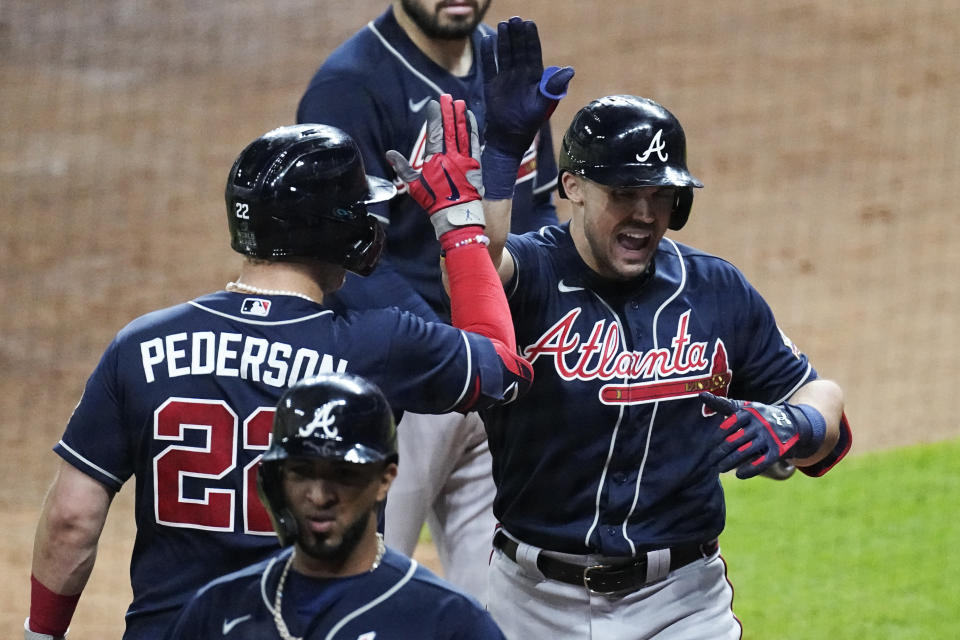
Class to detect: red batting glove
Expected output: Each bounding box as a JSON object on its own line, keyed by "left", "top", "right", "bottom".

{"left": 386, "top": 94, "right": 485, "bottom": 238}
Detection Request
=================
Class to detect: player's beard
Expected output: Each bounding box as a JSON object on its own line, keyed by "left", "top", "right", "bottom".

{"left": 400, "top": 0, "right": 491, "bottom": 40}
{"left": 296, "top": 508, "right": 372, "bottom": 563}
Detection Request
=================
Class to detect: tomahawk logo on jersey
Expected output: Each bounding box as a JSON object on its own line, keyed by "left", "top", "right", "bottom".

{"left": 482, "top": 225, "right": 817, "bottom": 556}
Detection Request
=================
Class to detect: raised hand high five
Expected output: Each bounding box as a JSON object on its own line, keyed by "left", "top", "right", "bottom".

{"left": 480, "top": 17, "right": 574, "bottom": 200}
{"left": 386, "top": 94, "right": 485, "bottom": 239}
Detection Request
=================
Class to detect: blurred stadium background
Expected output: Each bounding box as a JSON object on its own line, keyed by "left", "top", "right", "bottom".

{"left": 2, "top": 1, "right": 958, "bottom": 635}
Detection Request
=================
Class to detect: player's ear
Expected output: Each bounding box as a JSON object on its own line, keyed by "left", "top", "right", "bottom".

{"left": 377, "top": 462, "right": 398, "bottom": 501}
{"left": 561, "top": 172, "right": 585, "bottom": 205}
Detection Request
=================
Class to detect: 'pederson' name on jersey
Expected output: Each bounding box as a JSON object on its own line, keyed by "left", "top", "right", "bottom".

{"left": 139, "top": 331, "right": 347, "bottom": 388}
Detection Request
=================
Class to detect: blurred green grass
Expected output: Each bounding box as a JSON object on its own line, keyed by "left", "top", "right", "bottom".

{"left": 721, "top": 438, "right": 960, "bottom": 639}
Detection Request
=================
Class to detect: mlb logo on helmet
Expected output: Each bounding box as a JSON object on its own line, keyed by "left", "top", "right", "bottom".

{"left": 240, "top": 298, "right": 271, "bottom": 317}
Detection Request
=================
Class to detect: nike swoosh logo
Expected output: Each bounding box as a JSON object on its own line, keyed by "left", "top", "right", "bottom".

{"left": 408, "top": 96, "right": 430, "bottom": 112}
{"left": 222, "top": 614, "right": 252, "bottom": 635}
{"left": 442, "top": 166, "right": 460, "bottom": 201}
{"left": 558, "top": 280, "right": 584, "bottom": 293}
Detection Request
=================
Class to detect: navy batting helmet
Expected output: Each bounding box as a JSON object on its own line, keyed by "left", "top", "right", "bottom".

{"left": 557, "top": 95, "right": 703, "bottom": 230}
{"left": 257, "top": 373, "right": 397, "bottom": 545}
{"left": 226, "top": 124, "right": 396, "bottom": 275}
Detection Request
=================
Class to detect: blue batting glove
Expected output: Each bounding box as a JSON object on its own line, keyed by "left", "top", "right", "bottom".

{"left": 700, "top": 392, "right": 826, "bottom": 480}
{"left": 480, "top": 17, "right": 574, "bottom": 159}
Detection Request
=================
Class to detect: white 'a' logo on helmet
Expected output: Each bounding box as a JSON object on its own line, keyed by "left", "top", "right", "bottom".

{"left": 299, "top": 401, "right": 345, "bottom": 440}
{"left": 636, "top": 129, "right": 669, "bottom": 163}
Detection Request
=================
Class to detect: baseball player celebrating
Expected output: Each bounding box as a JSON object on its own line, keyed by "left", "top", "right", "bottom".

{"left": 24, "top": 119, "right": 530, "bottom": 638}
{"left": 472, "top": 20, "right": 853, "bottom": 639}
{"left": 165, "top": 373, "right": 506, "bottom": 639}
{"left": 296, "top": 1, "right": 571, "bottom": 600}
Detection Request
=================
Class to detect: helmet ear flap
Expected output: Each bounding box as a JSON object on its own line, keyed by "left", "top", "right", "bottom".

{"left": 256, "top": 461, "right": 299, "bottom": 546}
{"left": 271, "top": 508, "right": 299, "bottom": 547}
{"left": 667, "top": 187, "right": 693, "bottom": 231}
{"left": 669, "top": 187, "right": 694, "bottom": 230}
{"left": 557, "top": 170, "right": 569, "bottom": 199}
{"left": 342, "top": 215, "right": 386, "bottom": 276}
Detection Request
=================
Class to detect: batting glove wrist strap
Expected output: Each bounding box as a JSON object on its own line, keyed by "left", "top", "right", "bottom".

{"left": 792, "top": 403, "right": 827, "bottom": 458}
{"left": 481, "top": 146, "right": 522, "bottom": 201}
{"left": 28, "top": 576, "right": 78, "bottom": 640}
{"left": 24, "top": 619, "right": 65, "bottom": 640}
{"left": 430, "top": 203, "right": 486, "bottom": 238}
{"left": 700, "top": 392, "right": 824, "bottom": 479}
{"left": 797, "top": 411, "right": 852, "bottom": 477}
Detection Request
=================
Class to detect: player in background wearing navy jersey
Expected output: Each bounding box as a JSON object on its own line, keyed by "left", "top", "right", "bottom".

{"left": 24, "top": 117, "right": 530, "bottom": 639}
{"left": 296, "top": 1, "right": 570, "bottom": 600}
{"left": 466, "top": 19, "right": 853, "bottom": 639}
{"left": 165, "top": 373, "right": 506, "bottom": 639}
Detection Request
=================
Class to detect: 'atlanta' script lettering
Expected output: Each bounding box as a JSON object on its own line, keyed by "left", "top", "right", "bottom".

{"left": 524, "top": 309, "right": 710, "bottom": 381}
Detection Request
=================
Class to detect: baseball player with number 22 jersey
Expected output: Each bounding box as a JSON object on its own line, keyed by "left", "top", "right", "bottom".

{"left": 24, "top": 121, "right": 530, "bottom": 639}
{"left": 165, "top": 94, "right": 511, "bottom": 640}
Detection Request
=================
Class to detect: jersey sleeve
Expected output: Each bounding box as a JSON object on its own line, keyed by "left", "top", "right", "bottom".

{"left": 162, "top": 592, "right": 208, "bottom": 640}
{"left": 406, "top": 561, "right": 507, "bottom": 640}
{"left": 503, "top": 232, "right": 548, "bottom": 309}
{"left": 163, "top": 563, "right": 271, "bottom": 639}
{"left": 723, "top": 269, "right": 817, "bottom": 403}
{"left": 364, "top": 309, "right": 527, "bottom": 413}
{"left": 326, "top": 268, "right": 443, "bottom": 324}
{"left": 54, "top": 338, "right": 133, "bottom": 492}
{"left": 444, "top": 604, "right": 507, "bottom": 640}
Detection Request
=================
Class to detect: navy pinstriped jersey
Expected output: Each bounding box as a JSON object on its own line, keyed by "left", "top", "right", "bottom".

{"left": 481, "top": 224, "right": 816, "bottom": 555}
{"left": 297, "top": 6, "right": 559, "bottom": 322}
{"left": 54, "top": 291, "right": 527, "bottom": 639}
{"left": 164, "top": 547, "right": 505, "bottom": 639}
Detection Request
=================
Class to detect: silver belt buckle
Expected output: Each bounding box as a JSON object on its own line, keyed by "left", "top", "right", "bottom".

{"left": 582, "top": 563, "right": 608, "bottom": 593}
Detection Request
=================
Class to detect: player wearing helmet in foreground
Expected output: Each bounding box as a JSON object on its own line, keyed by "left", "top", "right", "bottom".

{"left": 472, "top": 20, "right": 853, "bottom": 639}
{"left": 165, "top": 373, "right": 506, "bottom": 639}
{"left": 24, "top": 110, "right": 530, "bottom": 639}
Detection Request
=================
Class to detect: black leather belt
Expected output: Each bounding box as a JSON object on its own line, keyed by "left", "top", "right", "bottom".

{"left": 493, "top": 530, "right": 718, "bottom": 594}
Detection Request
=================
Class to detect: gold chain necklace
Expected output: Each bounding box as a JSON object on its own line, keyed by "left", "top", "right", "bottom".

{"left": 271, "top": 533, "right": 386, "bottom": 640}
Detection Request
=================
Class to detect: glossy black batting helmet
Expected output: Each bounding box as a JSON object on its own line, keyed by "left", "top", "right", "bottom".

{"left": 558, "top": 95, "right": 703, "bottom": 230}
{"left": 256, "top": 373, "right": 398, "bottom": 545}
{"left": 226, "top": 124, "right": 396, "bottom": 275}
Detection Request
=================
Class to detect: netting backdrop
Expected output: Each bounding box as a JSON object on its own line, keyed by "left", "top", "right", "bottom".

{"left": 2, "top": 0, "right": 958, "bottom": 634}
